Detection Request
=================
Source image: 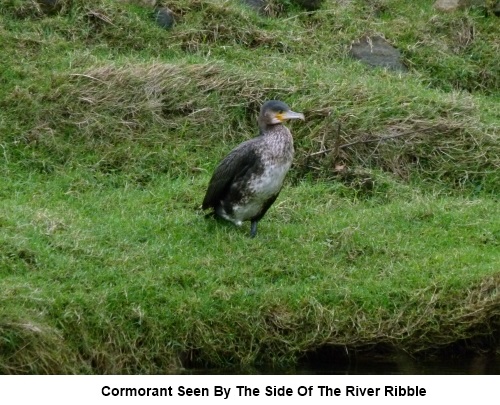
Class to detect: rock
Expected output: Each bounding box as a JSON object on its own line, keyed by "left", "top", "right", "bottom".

{"left": 293, "top": 0, "right": 324, "bottom": 11}
{"left": 434, "top": 0, "right": 499, "bottom": 13}
{"left": 349, "top": 35, "right": 407, "bottom": 72}
{"left": 434, "top": 0, "right": 462, "bottom": 11}
{"left": 494, "top": 1, "right": 500, "bottom": 15}
{"left": 241, "top": 0, "right": 267, "bottom": 12}
{"left": 155, "top": 7, "right": 175, "bottom": 30}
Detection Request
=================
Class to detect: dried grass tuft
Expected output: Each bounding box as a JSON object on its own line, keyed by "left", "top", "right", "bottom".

{"left": 301, "top": 119, "right": 499, "bottom": 189}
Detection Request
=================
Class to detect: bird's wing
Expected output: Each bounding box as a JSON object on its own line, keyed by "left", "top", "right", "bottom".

{"left": 202, "top": 139, "right": 260, "bottom": 210}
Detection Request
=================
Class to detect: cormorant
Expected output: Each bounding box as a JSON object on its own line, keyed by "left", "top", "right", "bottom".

{"left": 202, "top": 100, "right": 305, "bottom": 237}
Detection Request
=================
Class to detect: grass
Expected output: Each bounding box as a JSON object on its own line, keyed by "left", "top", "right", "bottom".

{"left": 1, "top": 172, "right": 499, "bottom": 373}
{"left": 0, "top": 0, "right": 499, "bottom": 373}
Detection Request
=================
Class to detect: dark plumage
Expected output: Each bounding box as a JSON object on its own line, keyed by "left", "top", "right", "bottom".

{"left": 202, "top": 100, "right": 305, "bottom": 237}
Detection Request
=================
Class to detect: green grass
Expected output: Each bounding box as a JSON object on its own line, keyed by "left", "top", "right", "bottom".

{"left": 1, "top": 170, "right": 498, "bottom": 372}
{"left": 0, "top": 0, "right": 499, "bottom": 373}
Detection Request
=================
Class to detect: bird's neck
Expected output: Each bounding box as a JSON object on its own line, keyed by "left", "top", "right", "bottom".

{"left": 259, "top": 122, "right": 284, "bottom": 135}
{"left": 258, "top": 124, "right": 294, "bottom": 162}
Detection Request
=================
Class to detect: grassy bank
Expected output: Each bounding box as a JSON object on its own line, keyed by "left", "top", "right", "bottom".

{"left": 1, "top": 0, "right": 499, "bottom": 373}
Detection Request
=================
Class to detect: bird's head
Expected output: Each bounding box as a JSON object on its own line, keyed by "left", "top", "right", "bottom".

{"left": 258, "top": 100, "right": 305, "bottom": 129}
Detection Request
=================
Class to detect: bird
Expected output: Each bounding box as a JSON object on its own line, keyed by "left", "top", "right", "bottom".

{"left": 202, "top": 100, "right": 305, "bottom": 237}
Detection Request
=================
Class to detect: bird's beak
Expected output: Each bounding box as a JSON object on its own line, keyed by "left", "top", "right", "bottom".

{"left": 280, "top": 110, "right": 305, "bottom": 121}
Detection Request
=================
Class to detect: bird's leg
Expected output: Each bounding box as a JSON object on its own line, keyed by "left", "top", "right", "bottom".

{"left": 250, "top": 220, "right": 258, "bottom": 238}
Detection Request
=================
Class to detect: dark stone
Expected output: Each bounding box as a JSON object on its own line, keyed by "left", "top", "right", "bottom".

{"left": 241, "top": 0, "right": 267, "bottom": 12}
{"left": 349, "top": 35, "right": 408, "bottom": 72}
{"left": 434, "top": 0, "right": 462, "bottom": 11}
{"left": 293, "top": 0, "right": 324, "bottom": 11}
{"left": 155, "top": 7, "right": 175, "bottom": 30}
{"left": 493, "top": 1, "right": 500, "bottom": 16}
{"left": 434, "top": 0, "right": 500, "bottom": 14}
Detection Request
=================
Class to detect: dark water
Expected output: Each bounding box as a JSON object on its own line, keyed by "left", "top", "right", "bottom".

{"left": 187, "top": 352, "right": 500, "bottom": 375}
{"left": 296, "top": 353, "right": 500, "bottom": 375}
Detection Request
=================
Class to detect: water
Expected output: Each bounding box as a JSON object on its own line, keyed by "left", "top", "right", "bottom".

{"left": 187, "top": 352, "right": 500, "bottom": 375}
{"left": 297, "top": 353, "right": 500, "bottom": 375}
